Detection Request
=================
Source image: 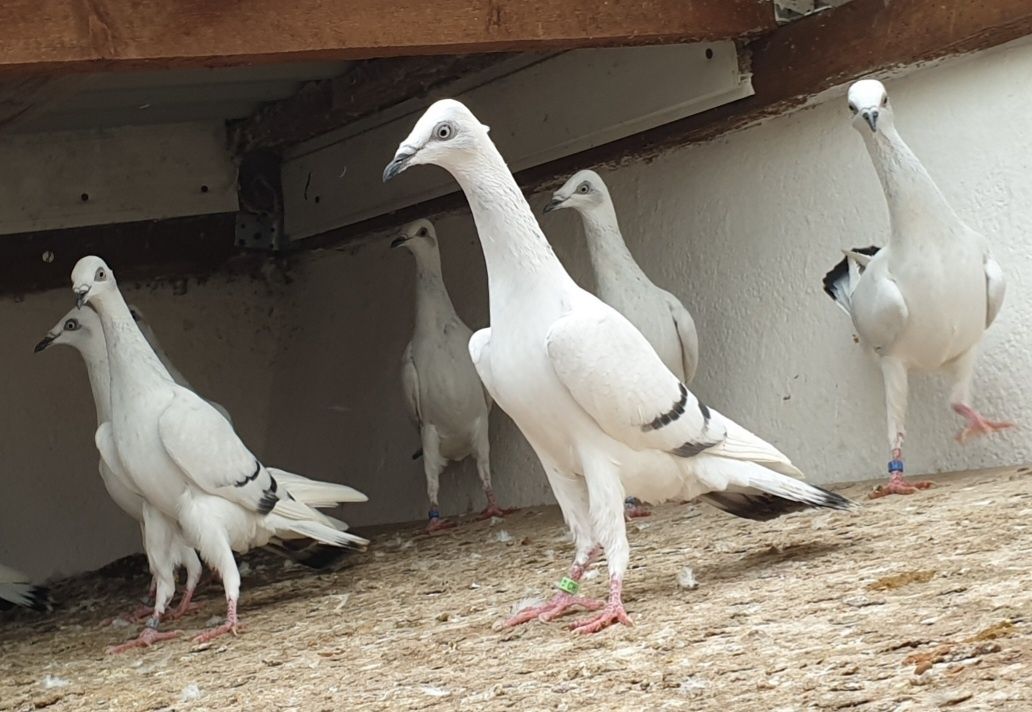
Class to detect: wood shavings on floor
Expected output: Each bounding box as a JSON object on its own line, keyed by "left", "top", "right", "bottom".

{"left": 1, "top": 466, "right": 1029, "bottom": 711}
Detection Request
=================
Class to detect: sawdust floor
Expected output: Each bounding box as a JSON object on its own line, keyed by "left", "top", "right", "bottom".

{"left": 1, "top": 467, "right": 1030, "bottom": 712}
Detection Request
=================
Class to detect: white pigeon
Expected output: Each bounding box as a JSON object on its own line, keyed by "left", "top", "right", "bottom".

{"left": 127, "top": 304, "right": 232, "bottom": 422}
{"left": 69, "top": 256, "right": 369, "bottom": 647}
{"left": 0, "top": 562, "right": 49, "bottom": 612}
{"left": 544, "top": 169, "right": 699, "bottom": 384}
{"left": 823, "top": 79, "right": 1011, "bottom": 498}
{"left": 545, "top": 169, "right": 701, "bottom": 518}
{"left": 384, "top": 100, "right": 852, "bottom": 634}
{"left": 392, "top": 218, "right": 510, "bottom": 532}
{"left": 36, "top": 308, "right": 361, "bottom": 633}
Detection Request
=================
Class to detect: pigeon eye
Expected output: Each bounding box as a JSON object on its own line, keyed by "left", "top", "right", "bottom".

{"left": 881, "top": 96, "right": 889, "bottom": 107}
{"left": 577, "top": 183, "right": 590, "bottom": 194}
{"left": 434, "top": 122, "right": 454, "bottom": 141}
{"left": 95, "top": 268, "right": 106, "bottom": 281}
{"left": 64, "top": 319, "right": 79, "bottom": 331}
{"left": 848, "top": 103, "right": 858, "bottom": 115}
{"left": 417, "top": 227, "right": 428, "bottom": 237}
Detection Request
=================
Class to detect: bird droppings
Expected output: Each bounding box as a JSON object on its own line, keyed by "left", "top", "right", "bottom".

{"left": 494, "top": 530, "right": 513, "bottom": 543}
{"left": 41, "top": 675, "right": 69, "bottom": 690}
{"left": 677, "top": 567, "right": 699, "bottom": 590}
{"left": 179, "top": 683, "right": 201, "bottom": 702}
{"left": 0, "top": 467, "right": 1028, "bottom": 710}
{"left": 867, "top": 569, "right": 936, "bottom": 591}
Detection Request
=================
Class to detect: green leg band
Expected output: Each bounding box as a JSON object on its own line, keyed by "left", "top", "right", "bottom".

{"left": 556, "top": 576, "right": 580, "bottom": 594}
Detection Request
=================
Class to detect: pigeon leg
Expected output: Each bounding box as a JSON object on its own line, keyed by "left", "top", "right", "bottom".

{"left": 107, "top": 616, "right": 180, "bottom": 654}
{"left": 504, "top": 547, "right": 604, "bottom": 626}
{"left": 165, "top": 547, "right": 204, "bottom": 621}
{"left": 194, "top": 597, "right": 241, "bottom": 644}
{"left": 623, "top": 496, "right": 651, "bottom": 519}
{"left": 946, "top": 346, "right": 1014, "bottom": 442}
{"left": 425, "top": 508, "right": 456, "bottom": 534}
{"left": 478, "top": 486, "right": 516, "bottom": 520}
{"left": 952, "top": 403, "right": 1014, "bottom": 443}
{"left": 193, "top": 540, "right": 244, "bottom": 644}
{"left": 570, "top": 465, "right": 634, "bottom": 633}
{"left": 421, "top": 430, "right": 456, "bottom": 533}
{"left": 570, "top": 576, "right": 632, "bottom": 634}
{"left": 474, "top": 430, "right": 516, "bottom": 519}
{"left": 869, "top": 449, "right": 934, "bottom": 498}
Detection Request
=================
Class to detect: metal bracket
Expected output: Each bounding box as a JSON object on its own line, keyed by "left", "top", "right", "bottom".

{"left": 774, "top": 0, "right": 838, "bottom": 25}
{"left": 235, "top": 211, "right": 282, "bottom": 251}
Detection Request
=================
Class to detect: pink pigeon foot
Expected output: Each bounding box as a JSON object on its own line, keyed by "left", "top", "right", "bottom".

{"left": 478, "top": 504, "right": 517, "bottom": 520}
{"left": 425, "top": 516, "right": 456, "bottom": 534}
{"left": 869, "top": 473, "right": 934, "bottom": 499}
{"left": 193, "top": 599, "right": 241, "bottom": 644}
{"left": 570, "top": 578, "right": 632, "bottom": 634}
{"left": 107, "top": 620, "right": 180, "bottom": 654}
{"left": 624, "top": 497, "right": 651, "bottom": 519}
{"left": 504, "top": 591, "right": 605, "bottom": 627}
{"left": 953, "top": 404, "right": 1014, "bottom": 444}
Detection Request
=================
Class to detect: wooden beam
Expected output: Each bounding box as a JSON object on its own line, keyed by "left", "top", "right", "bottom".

{"left": 293, "top": 0, "right": 1032, "bottom": 250}
{"left": 0, "top": 1, "right": 775, "bottom": 74}
{"left": 230, "top": 54, "right": 517, "bottom": 156}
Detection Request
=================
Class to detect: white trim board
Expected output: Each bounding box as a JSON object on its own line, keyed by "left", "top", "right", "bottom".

{"left": 282, "top": 42, "right": 754, "bottom": 241}
{"left": 0, "top": 121, "right": 237, "bottom": 236}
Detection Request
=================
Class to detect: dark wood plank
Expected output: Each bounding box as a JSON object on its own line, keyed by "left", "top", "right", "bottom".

{"left": 0, "top": 213, "right": 260, "bottom": 297}
{"left": 0, "top": 0, "right": 776, "bottom": 74}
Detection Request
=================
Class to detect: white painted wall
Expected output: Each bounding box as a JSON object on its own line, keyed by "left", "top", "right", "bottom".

{"left": 8, "top": 38, "right": 1032, "bottom": 581}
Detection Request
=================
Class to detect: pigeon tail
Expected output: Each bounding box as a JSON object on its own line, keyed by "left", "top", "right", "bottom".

{"left": 693, "top": 457, "right": 854, "bottom": 521}
{"left": 270, "top": 468, "right": 368, "bottom": 505}
{"left": 0, "top": 582, "right": 51, "bottom": 612}
{"left": 264, "top": 540, "right": 356, "bottom": 570}
{"left": 823, "top": 245, "right": 880, "bottom": 314}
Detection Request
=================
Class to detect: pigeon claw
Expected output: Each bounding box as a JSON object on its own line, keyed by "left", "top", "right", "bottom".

{"left": 425, "top": 517, "right": 457, "bottom": 535}
{"left": 504, "top": 592, "right": 604, "bottom": 627}
{"left": 478, "top": 504, "right": 516, "bottom": 520}
{"left": 569, "top": 601, "right": 633, "bottom": 634}
{"left": 193, "top": 620, "right": 242, "bottom": 644}
{"left": 869, "top": 476, "right": 934, "bottom": 499}
{"left": 106, "top": 627, "right": 181, "bottom": 654}
{"left": 955, "top": 419, "right": 1015, "bottom": 444}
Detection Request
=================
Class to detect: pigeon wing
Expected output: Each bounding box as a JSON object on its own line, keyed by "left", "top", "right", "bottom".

{"left": 157, "top": 388, "right": 280, "bottom": 514}
{"left": 544, "top": 302, "right": 724, "bottom": 456}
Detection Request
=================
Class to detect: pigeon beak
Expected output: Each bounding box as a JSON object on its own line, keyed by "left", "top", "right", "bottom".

{"left": 74, "top": 286, "right": 90, "bottom": 308}
{"left": 34, "top": 334, "right": 56, "bottom": 353}
{"left": 862, "top": 109, "right": 879, "bottom": 132}
{"left": 542, "top": 197, "right": 564, "bottom": 214}
{"left": 390, "top": 235, "right": 408, "bottom": 249}
{"left": 383, "top": 150, "right": 416, "bottom": 183}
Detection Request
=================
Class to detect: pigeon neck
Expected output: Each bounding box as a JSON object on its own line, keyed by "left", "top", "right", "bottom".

{"left": 863, "top": 124, "right": 961, "bottom": 241}
{"left": 77, "top": 340, "right": 112, "bottom": 425}
{"left": 91, "top": 290, "right": 176, "bottom": 389}
{"left": 449, "top": 146, "right": 573, "bottom": 299}
{"left": 578, "top": 206, "right": 648, "bottom": 283}
{"left": 413, "top": 252, "right": 459, "bottom": 325}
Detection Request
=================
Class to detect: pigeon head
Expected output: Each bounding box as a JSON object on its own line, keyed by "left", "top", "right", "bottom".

{"left": 35, "top": 306, "right": 101, "bottom": 354}
{"left": 383, "top": 99, "right": 490, "bottom": 182}
{"left": 847, "top": 79, "right": 892, "bottom": 134}
{"left": 390, "top": 218, "right": 438, "bottom": 253}
{"left": 70, "top": 256, "right": 115, "bottom": 309}
{"left": 543, "top": 169, "right": 610, "bottom": 215}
